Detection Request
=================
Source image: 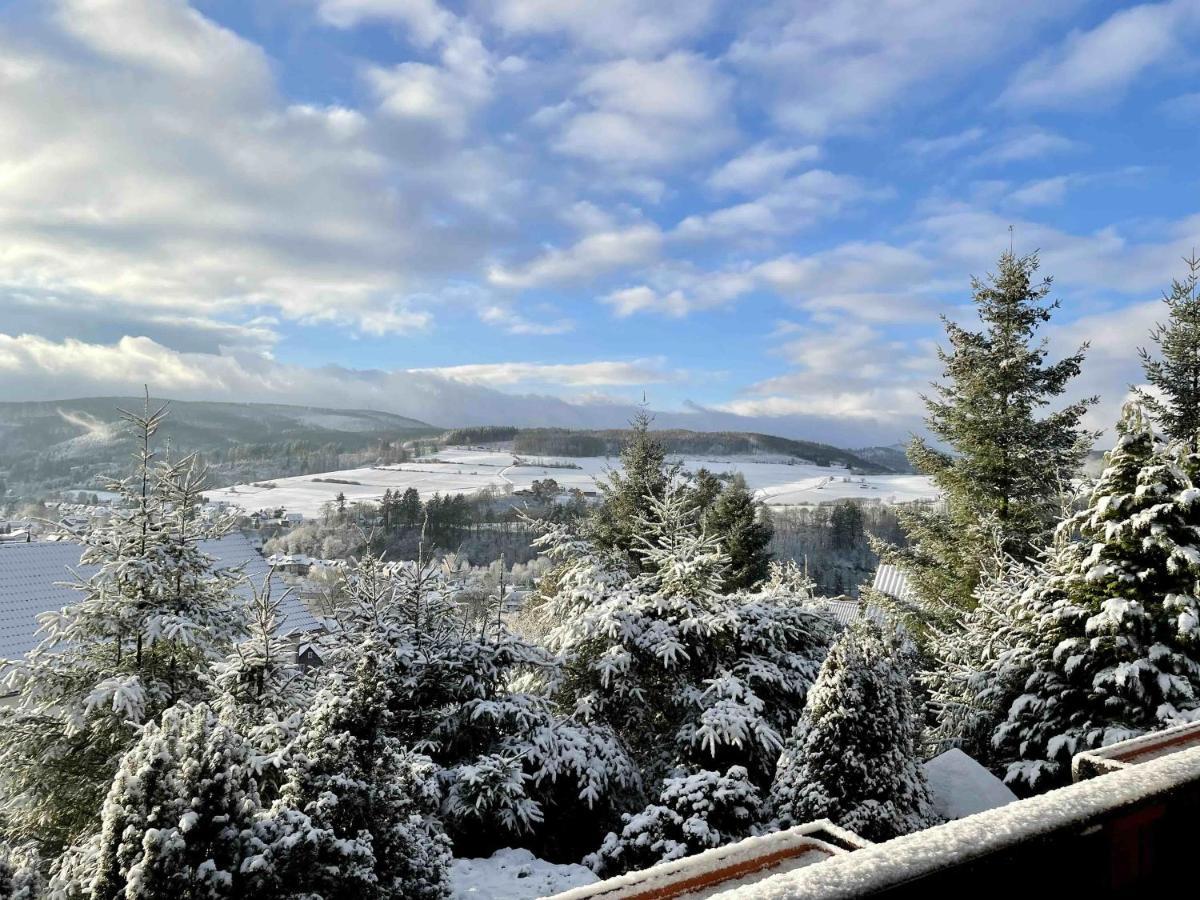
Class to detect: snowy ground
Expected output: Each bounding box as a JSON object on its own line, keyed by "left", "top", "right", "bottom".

{"left": 206, "top": 446, "right": 938, "bottom": 518}
{"left": 449, "top": 848, "right": 597, "bottom": 899}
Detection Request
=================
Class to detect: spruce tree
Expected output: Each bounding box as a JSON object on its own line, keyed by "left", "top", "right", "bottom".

{"left": 702, "top": 474, "right": 773, "bottom": 591}
{"left": 887, "top": 250, "right": 1095, "bottom": 630}
{"left": 993, "top": 402, "right": 1200, "bottom": 792}
{"left": 87, "top": 704, "right": 265, "bottom": 900}
{"left": 0, "top": 401, "right": 245, "bottom": 854}
{"left": 588, "top": 410, "right": 672, "bottom": 570}
{"left": 1136, "top": 253, "right": 1200, "bottom": 452}
{"left": 770, "top": 619, "right": 938, "bottom": 842}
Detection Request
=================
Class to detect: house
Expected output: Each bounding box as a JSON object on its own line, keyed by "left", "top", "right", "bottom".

{"left": 0, "top": 532, "right": 321, "bottom": 676}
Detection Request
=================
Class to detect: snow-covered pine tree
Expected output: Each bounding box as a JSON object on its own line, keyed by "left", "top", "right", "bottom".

{"left": 314, "top": 550, "right": 640, "bottom": 863}
{"left": 1137, "top": 253, "right": 1200, "bottom": 453}
{"left": 701, "top": 474, "right": 773, "bottom": 591}
{"left": 266, "top": 649, "right": 453, "bottom": 900}
{"left": 533, "top": 485, "right": 836, "bottom": 871}
{"left": 210, "top": 573, "right": 308, "bottom": 757}
{"left": 0, "top": 400, "right": 245, "bottom": 854}
{"left": 65, "top": 703, "right": 266, "bottom": 900}
{"left": 770, "top": 619, "right": 938, "bottom": 842}
{"left": 993, "top": 402, "right": 1200, "bottom": 792}
{"left": 0, "top": 844, "right": 42, "bottom": 900}
{"left": 922, "top": 553, "right": 1050, "bottom": 763}
{"left": 883, "top": 250, "right": 1095, "bottom": 633}
{"left": 586, "top": 766, "right": 761, "bottom": 875}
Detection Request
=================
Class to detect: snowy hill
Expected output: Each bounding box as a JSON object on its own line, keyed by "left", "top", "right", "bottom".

{"left": 207, "top": 446, "right": 938, "bottom": 517}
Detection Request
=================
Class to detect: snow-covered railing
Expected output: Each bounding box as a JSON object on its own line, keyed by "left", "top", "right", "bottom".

{"left": 706, "top": 742, "right": 1200, "bottom": 898}
{"left": 545, "top": 821, "right": 868, "bottom": 900}
{"left": 1072, "top": 720, "right": 1200, "bottom": 781}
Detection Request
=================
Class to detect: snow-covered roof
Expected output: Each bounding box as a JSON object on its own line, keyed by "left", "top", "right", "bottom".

{"left": 705, "top": 742, "right": 1200, "bottom": 898}
{"left": 0, "top": 532, "right": 319, "bottom": 662}
{"left": 818, "top": 599, "right": 887, "bottom": 627}
{"left": 546, "top": 821, "right": 866, "bottom": 900}
{"left": 923, "top": 748, "right": 1017, "bottom": 820}
{"left": 870, "top": 564, "right": 911, "bottom": 601}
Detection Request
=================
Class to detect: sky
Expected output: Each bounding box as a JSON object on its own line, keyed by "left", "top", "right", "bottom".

{"left": 1, "top": 0, "right": 1199, "bottom": 446}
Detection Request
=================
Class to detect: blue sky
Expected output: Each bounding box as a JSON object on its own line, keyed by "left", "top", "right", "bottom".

{"left": 1, "top": 0, "right": 1199, "bottom": 444}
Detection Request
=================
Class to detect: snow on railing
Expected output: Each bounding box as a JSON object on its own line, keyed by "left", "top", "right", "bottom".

{"left": 1072, "top": 720, "right": 1200, "bottom": 780}
{"left": 710, "top": 742, "right": 1200, "bottom": 899}
{"left": 545, "top": 821, "right": 868, "bottom": 900}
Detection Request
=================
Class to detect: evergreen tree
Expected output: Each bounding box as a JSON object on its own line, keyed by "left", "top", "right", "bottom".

{"left": 922, "top": 553, "right": 1049, "bottom": 763}
{"left": 1136, "top": 253, "right": 1200, "bottom": 452}
{"left": 533, "top": 485, "right": 836, "bottom": 845}
{"left": 702, "top": 475, "right": 773, "bottom": 591}
{"left": 266, "top": 653, "right": 453, "bottom": 900}
{"left": 992, "top": 403, "right": 1200, "bottom": 792}
{"left": 83, "top": 704, "right": 265, "bottom": 900}
{"left": 588, "top": 410, "right": 672, "bottom": 570}
{"left": 0, "top": 844, "right": 41, "bottom": 900}
{"left": 770, "top": 619, "right": 938, "bottom": 842}
{"left": 887, "top": 250, "right": 1095, "bottom": 630}
{"left": 0, "top": 401, "right": 245, "bottom": 854}
{"left": 587, "top": 767, "right": 762, "bottom": 875}
{"left": 210, "top": 575, "right": 308, "bottom": 756}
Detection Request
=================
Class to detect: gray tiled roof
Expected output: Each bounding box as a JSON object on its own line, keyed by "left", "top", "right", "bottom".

{"left": 0, "top": 532, "right": 319, "bottom": 662}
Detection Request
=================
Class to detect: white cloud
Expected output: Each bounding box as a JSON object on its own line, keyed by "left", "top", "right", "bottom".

{"left": 728, "top": 0, "right": 1078, "bottom": 135}
{"left": 1008, "top": 175, "right": 1076, "bottom": 207}
{"left": 1001, "top": 0, "right": 1197, "bottom": 109}
{"left": 0, "top": 0, "right": 512, "bottom": 336}
{"left": 677, "top": 169, "right": 878, "bottom": 238}
{"left": 316, "top": 0, "right": 456, "bottom": 43}
{"left": 487, "top": 224, "right": 663, "bottom": 289}
{"left": 555, "top": 53, "right": 735, "bottom": 168}
{"left": 489, "top": 0, "right": 718, "bottom": 56}
{"left": 706, "top": 142, "right": 821, "bottom": 193}
{"left": 970, "top": 129, "right": 1078, "bottom": 166}
{"left": 413, "top": 358, "right": 679, "bottom": 387}
{"left": 904, "top": 127, "right": 986, "bottom": 158}
{"left": 477, "top": 304, "right": 574, "bottom": 335}
{"left": 603, "top": 286, "right": 690, "bottom": 318}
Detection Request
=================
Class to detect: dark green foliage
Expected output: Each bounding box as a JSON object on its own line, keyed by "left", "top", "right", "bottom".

{"left": 1136, "top": 253, "right": 1200, "bottom": 453}
{"left": 701, "top": 475, "right": 772, "bottom": 591}
{"left": 992, "top": 403, "right": 1200, "bottom": 793}
{"left": 588, "top": 411, "right": 673, "bottom": 571}
{"left": 887, "top": 250, "right": 1095, "bottom": 629}
{"left": 770, "top": 620, "right": 938, "bottom": 841}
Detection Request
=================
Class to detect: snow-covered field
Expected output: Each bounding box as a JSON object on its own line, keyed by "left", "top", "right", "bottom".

{"left": 206, "top": 446, "right": 938, "bottom": 518}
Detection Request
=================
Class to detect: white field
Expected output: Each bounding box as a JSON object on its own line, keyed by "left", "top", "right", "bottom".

{"left": 206, "top": 446, "right": 938, "bottom": 518}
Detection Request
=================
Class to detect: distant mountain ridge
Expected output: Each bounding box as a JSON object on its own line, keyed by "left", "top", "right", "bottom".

{"left": 0, "top": 397, "right": 438, "bottom": 501}
{"left": 0, "top": 397, "right": 435, "bottom": 457}
{"left": 442, "top": 425, "right": 902, "bottom": 474}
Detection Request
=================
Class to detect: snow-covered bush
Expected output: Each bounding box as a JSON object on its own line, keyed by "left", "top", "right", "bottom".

{"left": 0, "top": 844, "right": 42, "bottom": 900}
{"left": 770, "top": 619, "right": 938, "bottom": 842}
{"left": 0, "top": 402, "right": 246, "bottom": 854}
{"left": 57, "top": 703, "right": 267, "bottom": 900}
{"left": 992, "top": 403, "right": 1200, "bottom": 792}
{"left": 586, "top": 767, "right": 761, "bottom": 875}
